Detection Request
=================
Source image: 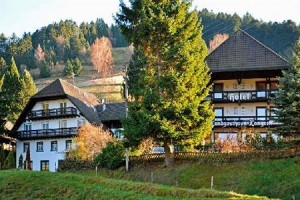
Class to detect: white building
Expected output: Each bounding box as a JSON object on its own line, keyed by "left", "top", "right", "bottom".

{"left": 11, "top": 78, "right": 126, "bottom": 172}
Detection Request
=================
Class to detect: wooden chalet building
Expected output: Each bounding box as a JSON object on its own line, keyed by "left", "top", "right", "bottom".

{"left": 11, "top": 79, "right": 125, "bottom": 172}
{"left": 206, "top": 30, "right": 289, "bottom": 143}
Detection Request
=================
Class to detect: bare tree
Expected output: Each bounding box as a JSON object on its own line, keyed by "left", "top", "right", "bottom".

{"left": 90, "top": 37, "right": 114, "bottom": 77}
{"left": 34, "top": 44, "right": 45, "bottom": 66}
{"left": 209, "top": 33, "right": 229, "bottom": 53}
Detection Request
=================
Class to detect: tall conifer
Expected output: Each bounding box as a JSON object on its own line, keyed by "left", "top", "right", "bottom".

{"left": 116, "top": 0, "right": 214, "bottom": 166}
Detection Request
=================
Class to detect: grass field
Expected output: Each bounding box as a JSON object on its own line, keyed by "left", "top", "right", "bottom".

{"left": 0, "top": 170, "right": 267, "bottom": 200}
{"left": 81, "top": 156, "right": 300, "bottom": 200}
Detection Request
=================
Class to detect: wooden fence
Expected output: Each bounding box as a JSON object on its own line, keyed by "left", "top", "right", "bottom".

{"left": 130, "top": 149, "right": 300, "bottom": 165}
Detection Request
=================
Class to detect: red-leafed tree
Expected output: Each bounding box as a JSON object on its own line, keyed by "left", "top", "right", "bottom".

{"left": 34, "top": 44, "right": 45, "bottom": 66}
{"left": 90, "top": 37, "right": 114, "bottom": 77}
{"left": 209, "top": 33, "right": 229, "bottom": 53}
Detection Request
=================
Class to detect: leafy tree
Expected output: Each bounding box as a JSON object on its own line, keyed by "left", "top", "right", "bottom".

{"left": 116, "top": 0, "right": 214, "bottom": 166}
{"left": 90, "top": 37, "right": 113, "bottom": 77}
{"left": 64, "top": 59, "right": 74, "bottom": 76}
{"left": 72, "top": 58, "right": 83, "bottom": 75}
{"left": 93, "top": 141, "right": 125, "bottom": 170}
{"left": 274, "top": 39, "right": 300, "bottom": 138}
{"left": 67, "top": 123, "right": 114, "bottom": 160}
{"left": 39, "top": 61, "right": 51, "bottom": 78}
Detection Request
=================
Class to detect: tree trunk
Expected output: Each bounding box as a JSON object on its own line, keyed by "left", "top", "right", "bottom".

{"left": 163, "top": 140, "right": 174, "bottom": 167}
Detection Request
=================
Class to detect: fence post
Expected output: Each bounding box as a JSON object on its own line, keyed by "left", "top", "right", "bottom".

{"left": 151, "top": 171, "right": 154, "bottom": 183}
{"left": 96, "top": 166, "right": 98, "bottom": 176}
{"left": 211, "top": 176, "right": 214, "bottom": 190}
{"left": 125, "top": 148, "right": 129, "bottom": 171}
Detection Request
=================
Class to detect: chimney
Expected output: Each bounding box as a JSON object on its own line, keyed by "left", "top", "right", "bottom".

{"left": 101, "top": 99, "right": 106, "bottom": 111}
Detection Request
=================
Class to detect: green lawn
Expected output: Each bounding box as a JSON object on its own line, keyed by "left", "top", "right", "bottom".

{"left": 0, "top": 170, "right": 267, "bottom": 200}
{"left": 93, "top": 156, "right": 300, "bottom": 200}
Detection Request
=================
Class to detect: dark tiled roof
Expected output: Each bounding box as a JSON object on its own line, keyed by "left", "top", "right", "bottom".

{"left": 33, "top": 78, "right": 101, "bottom": 124}
{"left": 206, "top": 29, "right": 289, "bottom": 72}
{"left": 97, "top": 102, "right": 127, "bottom": 121}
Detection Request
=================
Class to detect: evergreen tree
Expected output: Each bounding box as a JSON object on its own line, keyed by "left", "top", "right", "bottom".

{"left": 0, "top": 146, "right": 5, "bottom": 169}
{"left": 274, "top": 39, "right": 300, "bottom": 138}
{"left": 4, "top": 150, "right": 15, "bottom": 169}
{"left": 64, "top": 59, "right": 74, "bottom": 76}
{"left": 1, "top": 57, "right": 22, "bottom": 123}
{"left": 20, "top": 70, "right": 37, "bottom": 107}
{"left": 18, "top": 154, "right": 23, "bottom": 169}
{"left": 72, "top": 58, "right": 83, "bottom": 75}
{"left": 116, "top": 0, "right": 214, "bottom": 166}
{"left": 39, "top": 61, "right": 51, "bottom": 78}
{"left": 0, "top": 57, "right": 7, "bottom": 76}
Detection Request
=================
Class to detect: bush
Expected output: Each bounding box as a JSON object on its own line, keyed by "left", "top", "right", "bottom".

{"left": 39, "top": 61, "right": 51, "bottom": 78}
{"left": 94, "top": 141, "right": 125, "bottom": 170}
{"left": 58, "top": 159, "right": 95, "bottom": 171}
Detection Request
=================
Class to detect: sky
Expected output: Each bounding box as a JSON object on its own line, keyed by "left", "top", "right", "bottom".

{"left": 0, "top": 0, "right": 300, "bottom": 37}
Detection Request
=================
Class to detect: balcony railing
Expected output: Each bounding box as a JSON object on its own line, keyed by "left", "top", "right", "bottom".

{"left": 210, "top": 89, "right": 278, "bottom": 103}
{"left": 213, "top": 116, "right": 280, "bottom": 127}
{"left": 28, "top": 107, "right": 78, "bottom": 120}
{"left": 17, "top": 127, "right": 77, "bottom": 140}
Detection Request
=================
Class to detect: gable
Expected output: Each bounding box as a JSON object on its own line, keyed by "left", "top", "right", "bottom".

{"left": 206, "top": 29, "right": 289, "bottom": 72}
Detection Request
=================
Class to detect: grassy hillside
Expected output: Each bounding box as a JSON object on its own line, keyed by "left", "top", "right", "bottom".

{"left": 88, "top": 156, "right": 300, "bottom": 200}
{"left": 0, "top": 170, "right": 267, "bottom": 200}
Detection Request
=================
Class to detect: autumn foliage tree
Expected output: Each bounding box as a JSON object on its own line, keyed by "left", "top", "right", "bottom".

{"left": 209, "top": 33, "right": 229, "bottom": 53}
{"left": 90, "top": 37, "right": 113, "bottom": 77}
{"left": 34, "top": 44, "right": 45, "bottom": 67}
{"left": 67, "top": 123, "right": 114, "bottom": 160}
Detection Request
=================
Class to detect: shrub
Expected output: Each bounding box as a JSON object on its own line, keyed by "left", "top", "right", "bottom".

{"left": 94, "top": 141, "right": 125, "bottom": 170}
{"left": 39, "top": 61, "right": 51, "bottom": 78}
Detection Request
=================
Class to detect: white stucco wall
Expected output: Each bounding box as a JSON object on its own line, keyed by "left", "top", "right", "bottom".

{"left": 16, "top": 138, "right": 72, "bottom": 172}
{"left": 16, "top": 98, "right": 89, "bottom": 172}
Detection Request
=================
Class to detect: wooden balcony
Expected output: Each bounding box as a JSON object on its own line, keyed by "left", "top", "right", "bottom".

{"left": 28, "top": 107, "right": 78, "bottom": 120}
{"left": 16, "top": 127, "right": 77, "bottom": 140}
{"left": 213, "top": 116, "right": 280, "bottom": 127}
{"left": 210, "top": 89, "right": 278, "bottom": 103}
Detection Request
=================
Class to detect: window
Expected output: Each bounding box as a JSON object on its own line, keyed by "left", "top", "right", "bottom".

{"left": 59, "top": 120, "right": 67, "bottom": 128}
{"left": 66, "top": 140, "right": 72, "bottom": 151}
{"left": 51, "top": 141, "right": 58, "bottom": 151}
{"left": 214, "top": 108, "right": 223, "bottom": 121}
{"left": 23, "top": 142, "right": 30, "bottom": 153}
{"left": 40, "top": 160, "right": 49, "bottom": 171}
{"left": 256, "top": 107, "right": 267, "bottom": 121}
{"left": 214, "top": 133, "right": 237, "bottom": 141}
{"left": 24, "top": 124, "right": 32, "bottom": 131}
{"left": 42, "top": 103, "right": 49, "bottom": 110}
{"left": 59, "top": 102, "right": 67, "bottom": 114}
{"left": 37, "top": 142, "right": 44, "bottom": 152}
{"left": 234, "top": 107, "right": 238, "bottom": 114}
{"left": 42, "top": 122, "right": 49, "bottom": 130}
{"left": 213, "top": 83, "right": 223, "bottom": 99}
{"left": 256, "top": 82, "right": 267, "bottom": 98}
{"left": 77, "top": 119, "right": 86, "bottom": 127}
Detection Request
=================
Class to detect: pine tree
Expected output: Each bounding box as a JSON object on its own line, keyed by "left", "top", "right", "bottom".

{"left": 274, "top": 38, "right": 300, "bottom": 138}
{"left": 1, "top": 57, "right": 23, "bottom": 123}
{"left": 0, "top": 57, "right": 7, "bottom": 76}
{"left": 25, "top": 147, "right": 31, "bottom": 170}
{"left": 64, "top": 59, "right": 74, "bottom": 76}
{"left": 116, "top": 0, "right": 214, "bottom": 166}
{"left": 18, "top": 154, "right": 23, "bottom": 169}
{"left": 4, "top": 150, "right": 15, "bottom": 169}
{"left": 39, "top": 61, "right": 51, "bottom": 78}
{"left": 72, "top": 58, "right": 83, "bottom": 75}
